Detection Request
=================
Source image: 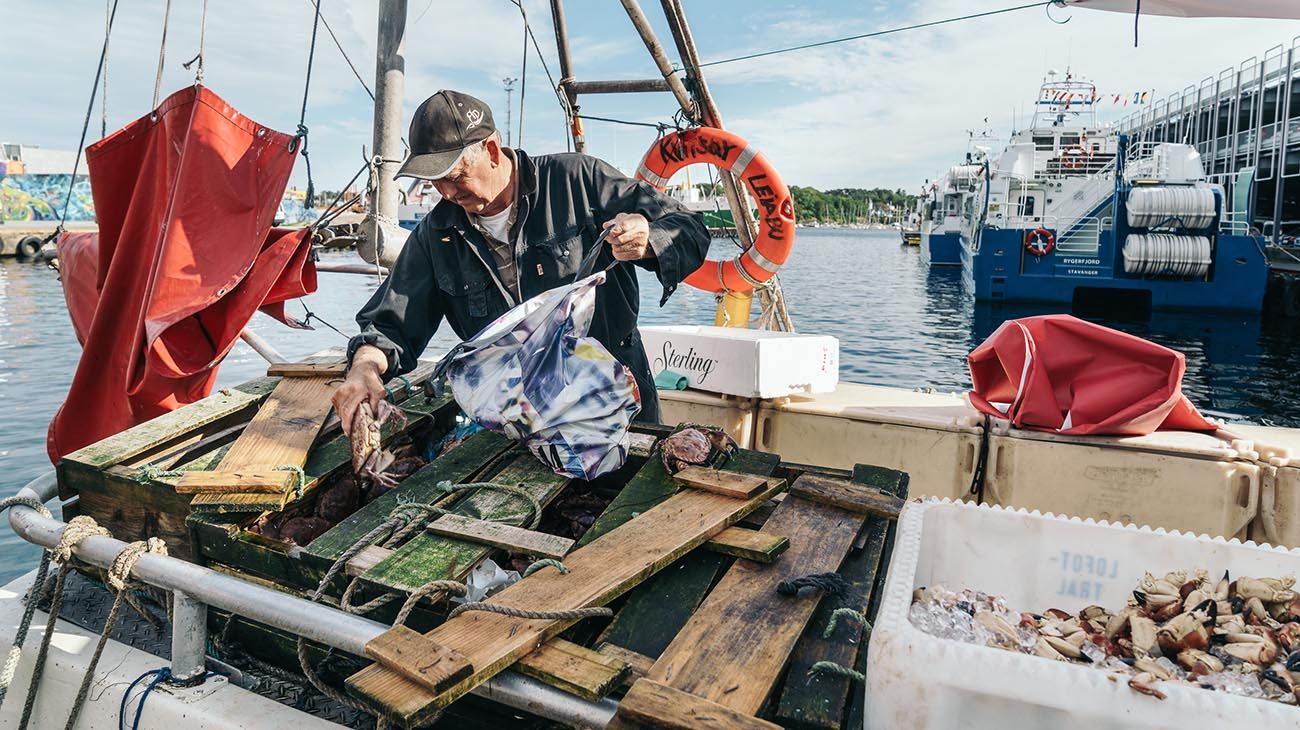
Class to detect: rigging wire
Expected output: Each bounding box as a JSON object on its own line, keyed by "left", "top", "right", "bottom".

{"left": 575, "top": 113, "right": 672, "bottom": 131}
{"left": 101, "top": 0, "right": 110, "bottom": 138}
{"left": 696, "top": 0, "right": 1062, "bottom": 69}
{"left": 294, "top": 0, "right": 324, "bottom": 209}
{"left": 518, "top": 10, "right": 527, "bottom": 146}
{"left": 151, "top": 0, "right": 174, "bottom": 110}
{"left": 302, "top": 0, "right": 375, "bottom": 101}
{"left": 55, "top": 0, "right": 121, "bottom": 238}
{"left": 506, "top": 0, "right": 572, "bottom": 147}
{"left": 181, "top": 0, "right": 210, "bottom": 83}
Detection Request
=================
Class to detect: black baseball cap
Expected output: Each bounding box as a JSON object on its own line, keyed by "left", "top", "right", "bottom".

{"left": 395, "top": 90, "right": 497, "bottom": 180}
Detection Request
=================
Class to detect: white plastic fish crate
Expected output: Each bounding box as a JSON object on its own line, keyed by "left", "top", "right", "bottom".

{"left": 866, "top": 499, "right": 1300, "bottom": 730}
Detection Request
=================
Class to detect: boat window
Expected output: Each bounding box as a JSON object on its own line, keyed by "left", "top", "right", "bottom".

{"left": 1019, "top": 195, "right": 1036, "bottom": 218}
{"left": 1060, "top": 135, "right": 1080, "bottom": 147}
{"left": 1032, "top": 135, "right": 1054, "bottom": 150}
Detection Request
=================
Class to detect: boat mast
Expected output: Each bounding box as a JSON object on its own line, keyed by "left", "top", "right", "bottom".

{"left": 367, "top": 0, "right": 407, "bottom": 264}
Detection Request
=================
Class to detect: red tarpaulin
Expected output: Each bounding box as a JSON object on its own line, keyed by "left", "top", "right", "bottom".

{"left": 47, "top": 85, "right": 316, "bottom": 463}
{"left": 967, "top": 314, "right": 1215, "bottom": 436}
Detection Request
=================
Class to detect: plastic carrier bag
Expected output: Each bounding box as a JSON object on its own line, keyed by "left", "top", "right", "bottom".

{"left": 435, "top": 270, "right": 641, "bottom": 481}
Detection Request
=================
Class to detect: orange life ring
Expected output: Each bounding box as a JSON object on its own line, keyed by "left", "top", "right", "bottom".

{"left": 1061, "top": 145, "right": 1090, "bottom": 171}
{"left": 1025, "top": 228, "right": 1055, "bottom": 256}
{"left": 636, "top": 127, "right": 795, "bottom": 293}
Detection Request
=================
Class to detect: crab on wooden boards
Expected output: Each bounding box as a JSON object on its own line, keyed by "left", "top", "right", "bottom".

{"left": 351, "top": 400, "right": 409, "bottom": 491}
{"left": 659, "top": 425, "right": 738, "bottom": 474}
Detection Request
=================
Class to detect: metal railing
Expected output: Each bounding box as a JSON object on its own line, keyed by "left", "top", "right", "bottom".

{"left": 6, "top": 471, "right": 617, "bottom": 729}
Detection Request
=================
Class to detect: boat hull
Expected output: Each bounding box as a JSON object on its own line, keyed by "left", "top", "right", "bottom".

{"left": 922, "top": 231, "right": 962, "bottom": 266}
{"left": 961, "top": 228, "right": 1268, "bottom": 312}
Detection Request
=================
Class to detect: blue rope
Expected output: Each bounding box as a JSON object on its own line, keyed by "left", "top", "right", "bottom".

{"left": 119, "top": 667, "right": 171, "bottom": 730}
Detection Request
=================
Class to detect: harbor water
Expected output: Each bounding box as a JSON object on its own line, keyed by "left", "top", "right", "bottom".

{"left": 2, "top": 228, "right": 1299, "bottom": 581}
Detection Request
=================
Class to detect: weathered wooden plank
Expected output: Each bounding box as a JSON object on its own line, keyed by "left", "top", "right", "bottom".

{"left": 643, "top": 494, "right": 866, "bottom": 716}
{"left": 513, "top": 638, "right": 629, "bottom": 702}
{"left": 266, "top": 359, "right": 348, "bottom": 377}
{"left": 674, "top": 466, "right": 768, "bottom": 499}
{"left": 60, "top": 378, "right": 280, "bottom": 472}
{"left": 190, "top": 376, "right": 337, "bottom": 506}
{"left": 364, "top": 625, "right": 474, "bottom": 693}
{"left": 789, "top": 474, "right": 904, "bottom": 518}
{"left": 597, "top": 644, "right": 655, "bottom": 686}
{"left": 359, "top": 452, "right": 571, "bottom": 593}
{"left": 173, "top": 470, "right": 298, "bottom": 494}
{"left": 345, "top": 545, "right": 392, "bottom": 578}
{"left": 609, "top": 679, "right": 783, "bottom": 730}
{"left": 850, "top": 466, "right": 909, "bottom": 730}
{"left": 775, "top": 466, "right": 908, "bottom": 729}
{"left": 591, "top": 448, "right": 781, "bottom": 661}
{"left": 345, "top": 477, "right": 786, "bottom": 725}
{"left": 303, "top": 429, "right": 510, "bottom": 565}
{"left": 426, "top": 514, "right": 574, "bottom": 560}
{"left": 704, "top": 526, "right": 788, "bottom": 563}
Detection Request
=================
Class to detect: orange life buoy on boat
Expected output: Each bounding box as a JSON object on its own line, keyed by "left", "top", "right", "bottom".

{"left": 1061, "top": 145, "right": 1090, "bottom": 171}
{"left": 1025, "top": 228, "right": 1055, "bottom": 256}
{"left": 636, "top": 127, "right": 796, "bottom": 293}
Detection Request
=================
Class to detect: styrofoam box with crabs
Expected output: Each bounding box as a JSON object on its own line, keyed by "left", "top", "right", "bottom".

{"left": 867, "top": 499, "right": 1300, "bottom": 730}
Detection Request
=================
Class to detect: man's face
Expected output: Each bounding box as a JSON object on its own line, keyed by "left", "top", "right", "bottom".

{"left": 432, "top": 141, "right": 501, "bottom": 214}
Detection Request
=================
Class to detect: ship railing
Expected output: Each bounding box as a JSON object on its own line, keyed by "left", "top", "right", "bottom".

{"left": 1220, "top": 209, "right": 1255, "bottom": 236}
{"left": 1026, "top": 150, "right": 1116, "bottom": 179}
{"left": 5, "top": 470, "right": 616, "bottom": 728}
{"left": 1048, "top": 156, "right": 1118, "bottom": 233}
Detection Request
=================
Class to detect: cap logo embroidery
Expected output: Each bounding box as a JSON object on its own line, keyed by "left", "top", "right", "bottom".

{"left": 465, "top": 108, "right": 484, "bottom": 130}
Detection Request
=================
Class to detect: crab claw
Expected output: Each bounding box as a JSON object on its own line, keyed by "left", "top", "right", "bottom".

{"left": 374, "top": 400, "right": 409, "bottom": 428}
{"left": 1222, "top": 638, "right": 1279, "bottom": 666}
{"left": 1128, "top": 672, "right": 1167, "bottom": 700}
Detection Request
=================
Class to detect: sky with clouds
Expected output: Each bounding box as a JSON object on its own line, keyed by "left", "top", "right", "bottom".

{"left": 2, "top": 1, "right": 1298, "bottom": 194}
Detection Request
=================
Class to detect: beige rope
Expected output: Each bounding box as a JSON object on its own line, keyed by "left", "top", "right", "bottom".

{"left": 52, "top": 516, "right": 111, "bottom": 565}
{"left": 108, "top": 537, "right": 167, "bottom": 591}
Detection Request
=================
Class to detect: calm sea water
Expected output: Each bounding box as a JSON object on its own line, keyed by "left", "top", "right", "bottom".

{"left": 1, "top": 227, "right": 1298, "bottom": 580}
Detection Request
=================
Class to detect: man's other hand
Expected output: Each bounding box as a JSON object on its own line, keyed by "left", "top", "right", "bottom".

{"left": 603, "top": 212, "right": 652, "bottom": 260}
{"left": 333, "top": 345, "right": 387, "bottom": 437}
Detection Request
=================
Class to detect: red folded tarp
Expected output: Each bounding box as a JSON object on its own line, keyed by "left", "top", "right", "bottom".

{"left": 48, "top": 85, "right": 316, "bottom": 463}
{"left": 967, "top": 314, "right": 1215, "bottom": 436}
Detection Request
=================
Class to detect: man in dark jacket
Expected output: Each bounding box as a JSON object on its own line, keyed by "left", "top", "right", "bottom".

{"left": 332, "top": 90, "right": 710, "bottom": 434}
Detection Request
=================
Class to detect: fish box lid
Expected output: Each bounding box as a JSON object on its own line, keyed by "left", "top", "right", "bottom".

{"left": 987, "top": 417, "right": 1253, "bottom": 462}
{"left": 760, "top": 383, "right": 984, "bottom": 433}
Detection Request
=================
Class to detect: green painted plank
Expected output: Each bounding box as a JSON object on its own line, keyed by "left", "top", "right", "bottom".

{"left": 775, "top": 466, "right": 908, "bottom": 729}
{"left": 360, "top": 449, "right": 571, "bottom": 593}
{"left": 303, "top": 430, "right": 513, "bottom": 565}
{"left": 62, "top": 378, "right": 279, "bottom": 471}
{"left": 591, "top": 446, "right": 782, "bottom": 660}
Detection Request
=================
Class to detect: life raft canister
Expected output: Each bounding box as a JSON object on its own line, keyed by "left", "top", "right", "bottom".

{"left": 636, "top": 128, "right": 796, "bottom": 293}
{"left": 1025, "top": 228, "right": 1055, "bottom": 256}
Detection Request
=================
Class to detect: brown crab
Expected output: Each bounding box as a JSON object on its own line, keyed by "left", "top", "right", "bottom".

{"left": 659, "top": 425, "right": 738, "bottom": 474}
{"left": 350, "top": 400, "right": 408, "bottom": 489}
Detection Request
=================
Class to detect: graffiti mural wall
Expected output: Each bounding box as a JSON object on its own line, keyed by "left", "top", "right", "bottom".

{"left": 0, "top": 174, "right": 95, "bottom": 222}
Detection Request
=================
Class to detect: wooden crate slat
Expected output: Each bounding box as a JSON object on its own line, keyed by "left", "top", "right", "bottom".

{"left": 849, "top": 465, "right": 910, "bottom": 730}
{"left": 642, "top": 480, "right": 868, "bottom": 716}
{"left": 358, "top": 452, "right": 570, "bottom": 593}
{"left": 425, "top": 514, "right": 574, "bottom": 560}
{"left": 173, "top": 470, "right": 298, "bottom": 494}
{"left": 591, "top": 446, "right": 780, "bottom": 660}
{"left": 303, "top": 430, "right": 511, "bottom": 565}
{"left": 189, "top": 376, "right": 336, "bottom": 505}
{"left": 345, "top": 477, "right": 786, "bottom": 725}
{"left": 266, "top": 359, "right": 348, "bottom": 377}
{"left": 673, "top": 466, "right": 768, "bottom": 498}
{"left": 704, "top": 526, "right": 789, "bottom": 563}
{"left": 789, "top": 474, "right": 904, "bottom": 518}
{"left": 513, "top": 638, "right": 629, "bottom": 702}
{"left": 775, "top": 466, "right": 909, "bottom": 729}
{"left": 609, "top": 678, "right": 783, "bottom": 730}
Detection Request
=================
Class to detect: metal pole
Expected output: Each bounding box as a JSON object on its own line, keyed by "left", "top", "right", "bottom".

{"left": 568, "top": 79, "right": 671, "bottom": 95}
{"left": 372, "top": 0, "right": 407, "bottom": 250}
{"left": 7, "top": 471, "right": 618, "bottom": 727}
{"left": 171, "top": 590, "right": 208, "bottom": 682}
{"left": 239, "top": 329, "right": 286, "bottom": 364}
{"left": 314, "top": 261, "right": 391, "bottom": 276}
{"left": 618, "top": 0, "right": 695, "bottom": 119}
{"left": 548, "top": 0, "right": 583, "bottom": 152}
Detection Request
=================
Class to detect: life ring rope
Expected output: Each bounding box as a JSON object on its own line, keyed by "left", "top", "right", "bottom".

{"left": 1025, "top": 228, "right": 1055, "bottom": 256}
{"left": 636, "top": 127, "right": 795, "bottom": 294}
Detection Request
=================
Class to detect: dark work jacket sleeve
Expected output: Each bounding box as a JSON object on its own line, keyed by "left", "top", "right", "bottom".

{"left": 347, "top": 225, "right": 444, "bottom": 378}
{"left": 584, "top": 157, "right": 710, "bottom": 305}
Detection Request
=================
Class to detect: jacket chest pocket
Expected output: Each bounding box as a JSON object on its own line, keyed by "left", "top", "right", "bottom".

{"left": 435, "top": 266, "right": 491, "bottom": 317}
{"left": 523, "top": 225, "right": 592, "bottom": 289}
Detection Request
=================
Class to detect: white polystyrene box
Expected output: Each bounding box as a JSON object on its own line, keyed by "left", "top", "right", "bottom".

{"left": 638, "top": 325, "right": 838, "bottom": 399}
{"left": 867, "top": 499, "right": 1300, "bottom": 730}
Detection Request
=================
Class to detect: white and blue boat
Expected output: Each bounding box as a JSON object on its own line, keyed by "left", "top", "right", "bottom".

{"left": 962, "top": 72, "right": 1270, "bottom": 314}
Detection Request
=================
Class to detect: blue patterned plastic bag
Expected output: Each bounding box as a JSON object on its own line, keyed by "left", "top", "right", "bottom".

{"left": 437, "top": 271, "right": 641, "bottom": 480}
